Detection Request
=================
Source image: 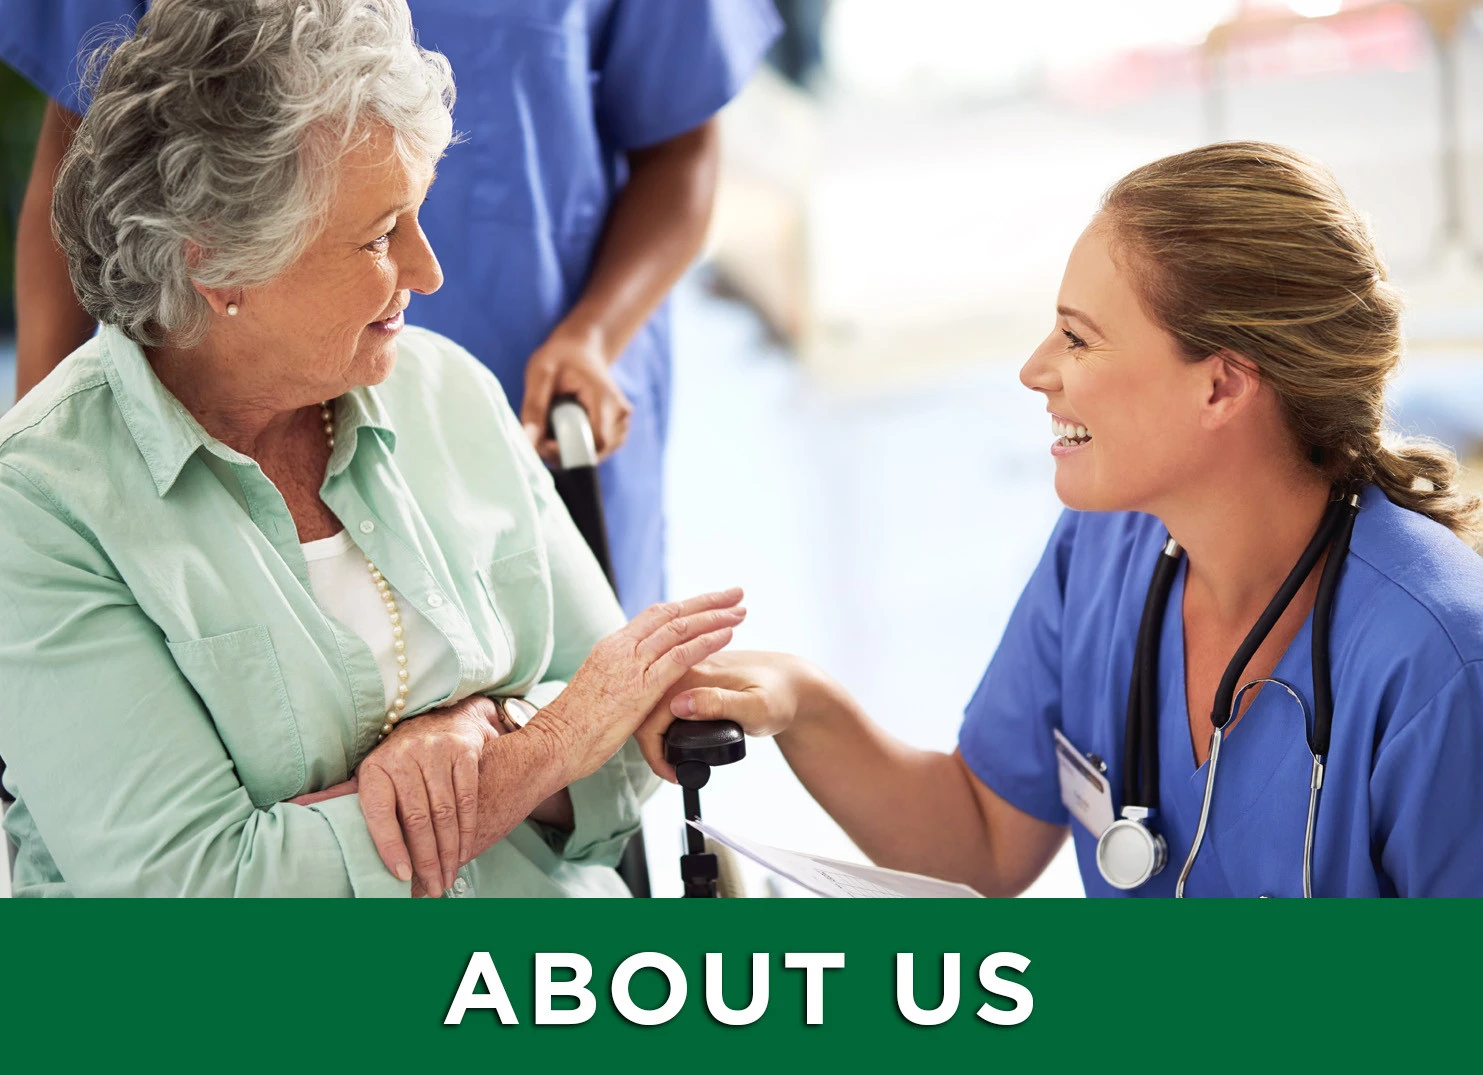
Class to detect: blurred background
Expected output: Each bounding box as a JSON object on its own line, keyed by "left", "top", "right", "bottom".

{"left": 3, "top": 0, "right": 1482, "bottom": 899}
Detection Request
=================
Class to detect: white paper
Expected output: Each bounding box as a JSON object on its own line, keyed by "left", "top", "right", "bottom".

{"left": 690, "top": 819, "right": 983, "bottom": 898}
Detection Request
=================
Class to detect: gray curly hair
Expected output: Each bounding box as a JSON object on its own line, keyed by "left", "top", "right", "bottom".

{"left": 52, "top": 0, "right": 456, "bottom": 347}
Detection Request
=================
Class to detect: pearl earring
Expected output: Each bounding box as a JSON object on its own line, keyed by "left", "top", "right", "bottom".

{"left": 226, "top": 302, "right": 239, "bottom": 316}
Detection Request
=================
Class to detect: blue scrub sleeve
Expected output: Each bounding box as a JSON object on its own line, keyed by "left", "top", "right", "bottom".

{"left": 595, "top": 0, "right": 782, "bottom": 150}
{"left": 1369, "top": 659, "right": 1483, "bottom": 896}
{"left": 957, "top": 512, "right": 1078, "bottom": 826}
{"left": 0, "top": 1, "right": 144, "bottom": 113}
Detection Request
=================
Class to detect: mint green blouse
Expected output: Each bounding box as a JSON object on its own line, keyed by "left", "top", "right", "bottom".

{"left": 0, "top": 325, "right": 656, "bottom": 897}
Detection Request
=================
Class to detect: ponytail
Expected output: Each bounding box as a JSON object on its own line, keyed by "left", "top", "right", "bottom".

{"left": 1360, "top": 434, "right": 1483, "bottom": 543}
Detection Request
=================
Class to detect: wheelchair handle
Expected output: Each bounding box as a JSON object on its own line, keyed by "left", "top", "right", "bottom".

{"left": 665, "top": 720, "right": 746, "bottom": 788}
{"left": 549, "top": 396, "right": 598, "bottom": 470}
{"left": 664, "top": 720, "right": 745, "bottom": 898}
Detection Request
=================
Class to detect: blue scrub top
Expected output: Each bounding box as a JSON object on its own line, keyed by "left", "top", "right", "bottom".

{"left": 0, "top": 0, "right": 782, "bottom": 616}
{"left": 959, "top": 486, "right": 1483, "bottom": 897}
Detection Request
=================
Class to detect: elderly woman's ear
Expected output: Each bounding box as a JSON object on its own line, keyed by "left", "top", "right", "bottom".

{"left": 177, "top": 244, "right": 229, "bottom": 320}
{"left": 189, "top": 284, "right": 242, "bottom": 320}
{"left": 192, "top": 290, "right": 243, "bottom": 319}
{"left": 180, "top": 243, "right": 239, "bottom": 320}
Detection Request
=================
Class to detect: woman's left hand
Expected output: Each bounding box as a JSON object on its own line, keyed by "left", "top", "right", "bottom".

{"left": 355, "top": 695, "right": 502, "bottom": 897}
{"left": 519, "top": 323, "right": 633, "bottom": 463}
{"left": 634, "top": 651, "right": 810, "bottom": 782}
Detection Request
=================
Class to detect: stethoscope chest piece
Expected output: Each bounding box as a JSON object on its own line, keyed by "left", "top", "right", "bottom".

{"left": 1096, "top": 810, "right": 1168, "bottom": 890}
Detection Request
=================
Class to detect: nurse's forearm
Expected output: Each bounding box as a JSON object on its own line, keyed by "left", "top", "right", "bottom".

{"left": 776, "top": 672, "right": 1063, "bottom": 897}
{"left": 15, "top": 101, "right": 95, "bottom": 399}
{"left": 555, "top": 119, "right": 720, "bottom": 362}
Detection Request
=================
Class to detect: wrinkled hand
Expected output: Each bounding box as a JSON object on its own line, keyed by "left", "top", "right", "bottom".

{"left": 636, "top": 651, "right": 810, "bottom": 783}
{"left": 357, "top": 695, "right": 501, "bottom": 897}
{"left": 520, "top": 324, "right": 633, "bottom": 463}
{"left": 535, "top": 588, "right": 747, "bottom": 784}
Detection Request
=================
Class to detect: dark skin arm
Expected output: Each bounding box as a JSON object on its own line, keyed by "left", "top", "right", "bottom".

{"left": 520, "top": 118, "right": 720, "bottom": 461}
{"left": 15, "top": 100, "right": 95, "bottom": 399}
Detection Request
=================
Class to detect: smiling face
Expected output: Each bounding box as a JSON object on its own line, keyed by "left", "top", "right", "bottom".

{"left": 219, "top": 124, "right": 443, "bottom": 401}
{"left": 1019, "top": 219, "right": 1223, "bottom": 514}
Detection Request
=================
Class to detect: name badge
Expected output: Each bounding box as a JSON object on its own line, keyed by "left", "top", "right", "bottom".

{"left": 1053, "top": 728, "right": 1114, "bottom": 837}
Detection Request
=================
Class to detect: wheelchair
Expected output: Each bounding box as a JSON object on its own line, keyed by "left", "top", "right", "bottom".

{"left": 548, "top": 398, "right": 745, "bottom": 899}
{"left": 0, "top": 398, "right": 744, "bottom": 898}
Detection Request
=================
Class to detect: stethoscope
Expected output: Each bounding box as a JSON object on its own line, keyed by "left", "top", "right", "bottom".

{"left": 1093, "top": 492, "right": 1362, "bottom": 897}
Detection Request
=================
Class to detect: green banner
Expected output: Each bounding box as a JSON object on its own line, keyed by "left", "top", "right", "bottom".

{"left": 1, "top": 900, "right": 1472, "bottom": 1069}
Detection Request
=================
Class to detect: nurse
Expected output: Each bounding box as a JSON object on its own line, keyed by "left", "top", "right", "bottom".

{"left": 0, "top": 0, "right": 782, "bottom": 614}
{"left": 638, "top": 142, "right": 1483, "bottom": 897}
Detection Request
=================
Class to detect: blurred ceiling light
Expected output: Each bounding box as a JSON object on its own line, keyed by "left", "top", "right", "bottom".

{"left": 1286, "top": 0, "right": 1344, "bottom": 16}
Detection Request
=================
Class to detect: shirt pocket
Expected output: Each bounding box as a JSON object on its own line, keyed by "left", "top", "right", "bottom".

{"left": 477, "top": 546, "right": 555, "bottom": 693}
{"left": 166, "top": 626, "right": 306, "bottom": 808}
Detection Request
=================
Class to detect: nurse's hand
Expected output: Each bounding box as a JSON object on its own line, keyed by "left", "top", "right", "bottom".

{"left": 520, "top": 322, "right": 634, "bottom": 463}
{"left": 635, "top": 651, "right": 817, "bottom": 783}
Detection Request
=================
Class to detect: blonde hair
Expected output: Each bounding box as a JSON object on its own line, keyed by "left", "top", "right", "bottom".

{"left": 1101, "top": 141, "right": 1481, "bottom": 541}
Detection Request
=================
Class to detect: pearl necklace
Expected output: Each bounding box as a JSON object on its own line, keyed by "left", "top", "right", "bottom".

{"left": 322, "top": 401, "right": 409, "bottom": 743}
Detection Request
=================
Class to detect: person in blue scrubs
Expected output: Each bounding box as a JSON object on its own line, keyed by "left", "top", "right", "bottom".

{"left": 636, "top": 142, "right": 1483, "bottom": 898}
{"left": 0, "top": 0, "right": 781, "bottom": 615}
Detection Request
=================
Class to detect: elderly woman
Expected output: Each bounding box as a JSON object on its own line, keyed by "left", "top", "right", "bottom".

{"left": 0, "top": 0, "right": 743, "bottom": 897}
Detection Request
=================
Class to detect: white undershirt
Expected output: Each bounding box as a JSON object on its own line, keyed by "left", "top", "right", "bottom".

{"left": 300, "top": 529, "right": 455, "bottom": 715}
